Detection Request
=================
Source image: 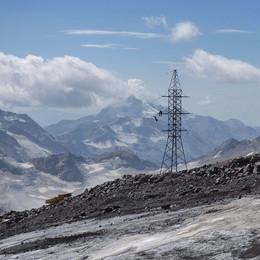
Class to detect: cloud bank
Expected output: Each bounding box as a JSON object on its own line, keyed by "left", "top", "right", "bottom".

{"left": 184, "top": 49, "right": 260, "bottom": 83}
{"left": 0, "top": 53, "right": 150, "bottom": 110}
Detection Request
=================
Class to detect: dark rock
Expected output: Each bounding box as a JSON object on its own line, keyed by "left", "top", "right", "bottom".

{"left": 103, "top": 207, "right": 113, "bottom": 214}
{"left": 161, "top": 204, "right": 171, "bottom": 210}
{"left": 194, "top": 187, "right": 202, "bottom": 193}
{"left": 207, "top": 166, "right": 218, "bottom": 175}
{"left": 138, "top": 174, "right": 151, "bottom": 184}
{"left": 253, "top": 163, "right": 260, "bottom": 174}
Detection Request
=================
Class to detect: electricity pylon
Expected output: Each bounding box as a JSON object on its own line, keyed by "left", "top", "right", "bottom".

{"left": 160, "top": 69, "right": 189, "bottom": 174}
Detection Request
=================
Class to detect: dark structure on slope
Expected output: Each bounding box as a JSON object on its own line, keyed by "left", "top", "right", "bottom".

{"left": 161, "top": 69, "right": 189, "bottom": 173}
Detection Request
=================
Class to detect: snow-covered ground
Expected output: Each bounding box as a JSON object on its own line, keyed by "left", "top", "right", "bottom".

{"left": 1, "top": 195, "right": 260, "bottom": 259}
{"left": 0, "top": 157, "right": 158, "bottom": 212}
{"left": 7, "top": 132, "right": 52, "bottom": 159}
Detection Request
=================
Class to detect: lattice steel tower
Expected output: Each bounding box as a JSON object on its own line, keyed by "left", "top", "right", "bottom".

{"left": 160, "top": 69, "right": 188, "bottom": 174}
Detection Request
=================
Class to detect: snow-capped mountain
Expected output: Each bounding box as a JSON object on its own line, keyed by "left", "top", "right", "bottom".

{"left": 1, "top": 101, "right": 260, "bottom": 213}
{"left": 0, "top": 109, "right": 66, "bottom": 161}
{"left": 44, "top": 97, "right": 213, "bottom": 165}
{"left": 45, "top": 97, "right": 260, "bottom": 165}
{"left": 0, "top": 107, "right": 160, "bottom": 213}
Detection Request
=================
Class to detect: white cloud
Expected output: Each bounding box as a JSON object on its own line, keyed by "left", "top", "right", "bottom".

{"left": 184, "top": 49, "right": 260, "bottom": 83}
{"left": 216, "top": 29, "right": 252, "bottom": 34}
{"left": 170, "top": 21, "right": 201, "bottom": 43}
{"left": 81, "top": 44, "right": 137, "bottom": 50}
{"left": 81, "top": 44, "right": 122, "bottom": 48}
{"left": 142, "top": 15, "right": 167, "bottom": 28}
{"left": 0, "top": 52, "right": 150, "bottom": 110}
{"left": 66, "top": 30, "right": 164, "bottom": 39}
{"left": 66, "top": 20, "right": 201, "bottom": 45}
{"left": 127, "top": 79, "right": 152, "bottom": 99}
{"left": 198, "top": 95, "right": 213, "bottom": 105}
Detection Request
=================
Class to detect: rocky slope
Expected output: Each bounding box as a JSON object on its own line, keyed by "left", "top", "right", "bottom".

{"left": 1, "top": 154, "right": 260, "bottom": 249}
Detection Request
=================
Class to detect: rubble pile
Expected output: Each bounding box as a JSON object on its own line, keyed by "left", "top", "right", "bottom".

{"left": 1, "top": 154, "right": 260, "bottom": 239}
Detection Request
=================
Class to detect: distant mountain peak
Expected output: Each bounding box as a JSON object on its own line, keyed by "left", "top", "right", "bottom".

{"left": 224, "top": 119, "right": 246, "bottom": 128}
{"left": 0, "top": 108, "right": 66, "bottom": 161}
{"left": 95, "top": 96, "right": 158, "bottom": 121}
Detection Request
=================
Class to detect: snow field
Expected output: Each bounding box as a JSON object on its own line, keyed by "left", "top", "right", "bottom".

{"left": 0, "top": 195, "right": 260, "bottom": 259}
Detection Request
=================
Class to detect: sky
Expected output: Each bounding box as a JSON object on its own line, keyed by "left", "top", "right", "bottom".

{"left": 0, "top": 0, "right": 260, "bottom": 126}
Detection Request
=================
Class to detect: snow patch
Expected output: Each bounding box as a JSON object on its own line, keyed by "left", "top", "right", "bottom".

{"left": 7, "top": 132, "right": 51, "bottom": 158}
{"left": 246, "top": 152, "right": 254, "bottom": 156}
{"left": 132, "top": 118, "right": 142, "bottom": 127}
{"left": 150, "top": 135, "right": 164, "bottom": 143}
{"left": 187, "top": 161, "right": 199, "bottom": 169}
{"left": 117, "top": 132, "right": 138, "bottom": 144}
{"left": 213, "top": 150, "right": 222, "bottom": 158}
{"left": 4, "top": 116, "right": 26, "bottom": 123}
{"left": 86, "top": 141, "right": 113, "bottom": 149}
{"left": 19, "top": 162, "right": 34, "bottom": 169}
{"left": 110, "top": 124, "right": 122, "bottom": 132}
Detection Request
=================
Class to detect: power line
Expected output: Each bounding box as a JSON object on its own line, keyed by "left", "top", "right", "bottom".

{"left": 160, "top": 69, "right": 189, "bottom": 174}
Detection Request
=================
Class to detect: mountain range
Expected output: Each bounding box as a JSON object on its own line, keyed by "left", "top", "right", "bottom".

{"left": 1, "top": 97, "right": 260, "bottom": 212}
{"left": 45, "top": 96, "right": 260, "bottom": 165}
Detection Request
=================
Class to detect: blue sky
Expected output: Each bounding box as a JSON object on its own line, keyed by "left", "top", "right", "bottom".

{"left": 0, "top": 0, "right": 260, "bottom": 126}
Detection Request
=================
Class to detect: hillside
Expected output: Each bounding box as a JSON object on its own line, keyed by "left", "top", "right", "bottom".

{"left": 191, "top": 136, "right": 260, "bottom": 166}
{"left": 0, "top": 154, "right": 260, "bottom": 259}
